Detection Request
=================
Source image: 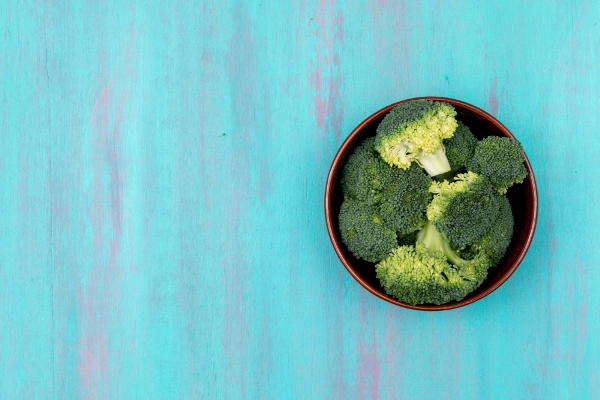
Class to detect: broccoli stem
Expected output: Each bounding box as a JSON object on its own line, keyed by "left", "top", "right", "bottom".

{"left": 416, "top": 148, "right": 452, "bottom": 177}
{"left": 416, "top": 221, "right": 466, "bottom": 267}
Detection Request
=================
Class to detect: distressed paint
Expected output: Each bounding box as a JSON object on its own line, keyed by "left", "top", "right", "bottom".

{"left": 1, "top": 0, "right": 600, "bottom": 399}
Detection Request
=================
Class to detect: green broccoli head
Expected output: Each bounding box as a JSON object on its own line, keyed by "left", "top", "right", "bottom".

{"left": 338, "top": 199, "right": 398, "bottom": 263}
{"left": 376, "top": 244, "right": 460, "bottom": 305}
{"left": 341, "top": 137, "right": 391, "bottom": 205}
{"left": 377, "top": 163, "right": 432, "bottom": 235}
{"left": 376, "top": 222, "right": 490, "bottom": 305}
{"left": 443, "top": 121, "right": 478, "bottom": 169}
{"left": 341, "top": 137, "right": 432, "bottom": 235}
{"left": 375, "top": 100, "right": 458, "bottom": 176}
{"left": 461, "top": 194, "right": 514, "bottom": 266}
{"left": 427, "top": 172, "right": 500, "bottom": 247}
{"left": 468, "top": 136, "right": 528, "bottom": 194}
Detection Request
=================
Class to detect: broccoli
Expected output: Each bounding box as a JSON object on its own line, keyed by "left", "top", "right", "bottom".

{"left": 374, "top": 100, "right": 458, "bottom": 176}
{"left": 461, "top": 195, "right": 514, "bottom": 266}
{"left": 443, "top": 121, "right": 478, "bottom": 169}
{"left": 338, "top": 199, "right": 398, "bottom": 263}
{"left": 377, "top": 163, "right": 432, "bottom": 234}
{"left": 397, "top": 226, "right": 421, "bottom": 247}
{"left": 341, "top": 137, "right": 432, "bottom": 235}
{"left": 468, "top": 136, "right": 528, "bottom": 194}
{"left": 376, "top": 221, "right": 490, "bottom": 305}
{"left": 426, "top": 172, "right": 500, "bottom": 247}
{"left": 341, "top": 137, "right": 390, "bottom": 205}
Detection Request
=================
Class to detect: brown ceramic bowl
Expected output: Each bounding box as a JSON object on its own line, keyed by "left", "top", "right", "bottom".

{"left": 325, "top": 97, "right": 538, "bottom": 311}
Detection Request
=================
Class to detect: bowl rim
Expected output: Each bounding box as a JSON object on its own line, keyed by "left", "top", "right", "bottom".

{"left": 324, "top": 96, "right": 538, "bottom": 311}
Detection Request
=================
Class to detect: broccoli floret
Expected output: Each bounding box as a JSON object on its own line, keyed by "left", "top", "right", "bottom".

{"left": 338, "top": 199, "right": 398, "bottom": 263}
{"left": 376, "top": 222, "right": 490, "bottom": 305}
{"left": 341, "top": 138, "right": 432, "bottom": 235}
{"left": 427, "top": 172, "right": 500, "bottom": 247}
{"left": 468, "top": 136, "right": 528, "bottom": 194}
{"left": 377, "top": 163, "right": 432, "bottom": 234}
{"left": 341, "top": 138, "right": 391, "bottom": 205}
{"left": 461, "top": 195, "right": 514, "bottom": 266}
{"left": 376, "top": 244, "right": 460, "bottom": 305}
{"left": 375, "top": 100, "right": 458, "bottom": 176}
{"left": 443, "top": 121, "right": 478, "bottom": 169}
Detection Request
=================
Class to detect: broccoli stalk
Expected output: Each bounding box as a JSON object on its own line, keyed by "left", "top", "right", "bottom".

{"left": 416, "top": 219, "right": 464, "bottom": 266}
{"left": 416, "top": 221, "right": 488, "bottom": 273}
{"left": 375, "top": 221, "right": 490, "bottom": 305}
{"left": 417, "top": 221, "right": 490, "bottom": 285}
{"left": 426, "top": 172, "right": 500, "bottom": 247}
{"left": 415, "top": 148, "right": 452, "bottom": 177}
{"left": 375, "top": 100, "right": 458, "bottom": 177}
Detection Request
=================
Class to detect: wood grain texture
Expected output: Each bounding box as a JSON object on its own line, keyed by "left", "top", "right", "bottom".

{"left": 1, "top": 0, "right": 599, "bottom": 398}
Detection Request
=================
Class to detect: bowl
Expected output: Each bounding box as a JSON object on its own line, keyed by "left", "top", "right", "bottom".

{"left": 324, "top": 97, "right": 538, "bottom": 311}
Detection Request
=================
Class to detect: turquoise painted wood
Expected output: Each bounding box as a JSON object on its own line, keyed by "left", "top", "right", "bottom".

{"left": 1, "top": 0, "right": 598, "bottom": 398}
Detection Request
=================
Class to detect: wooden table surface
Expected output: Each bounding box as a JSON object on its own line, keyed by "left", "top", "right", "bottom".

{"left": 2, "top": 1, "right": 598, "bottom": 399}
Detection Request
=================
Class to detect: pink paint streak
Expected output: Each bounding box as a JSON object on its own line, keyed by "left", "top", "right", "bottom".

{"left": 310, "top": 69, "right": 323, "bottom": 92}
{"left": 257, "top": 159, "right": 271, "bottom": 203}
{"left": 349, "top": 290, "right": 382, "bottom": 399}
{"left": 311, "top": 0, "right": 344, "bottom": 142}
{"left": 314, "top": 96, "right": 328, "bottom": 129}
{"left": 356, "top": 337, "right": 381, "bottom": 400}
{"left": 488, "top": 78, "right": 499, "bottom": 117}
{"left": 78, "top": 85, "right": 125, "bottom": 399}
{"left": 370, "top": 0, "right": 410, "bottom": 90}
{"left": 382, "top": 309, "right": 404, "bottom": 400}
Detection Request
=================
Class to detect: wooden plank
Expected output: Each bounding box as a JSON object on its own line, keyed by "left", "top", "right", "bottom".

{"left": 1, "top": 0, "right": 599, "bottom": 398}
{"left": 0, "top": 2, "right": 54, "bottom": 398}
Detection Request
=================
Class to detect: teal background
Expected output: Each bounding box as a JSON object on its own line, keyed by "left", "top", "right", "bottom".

{"left": 1, "top": 1, "right": 598, "bottom": 399}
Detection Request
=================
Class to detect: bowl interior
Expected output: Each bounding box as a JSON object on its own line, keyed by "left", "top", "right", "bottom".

{"left": 326, "top": 98, "right": 537, "bottom": 310}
